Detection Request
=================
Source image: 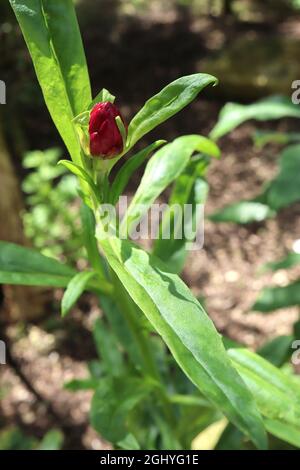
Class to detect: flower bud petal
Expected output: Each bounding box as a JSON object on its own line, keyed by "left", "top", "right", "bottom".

{"left": 88, "top": 102, "right": 126, "bottom": 158}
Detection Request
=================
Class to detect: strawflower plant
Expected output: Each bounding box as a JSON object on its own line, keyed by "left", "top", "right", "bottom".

{"left": 2, "top": 0, "right": 300, "bottom": 450}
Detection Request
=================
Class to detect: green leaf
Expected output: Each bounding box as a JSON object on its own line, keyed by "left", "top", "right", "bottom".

{"left": 264, "top": 419, "right": 300, "bottom": 448}
{"left": 61, "top": 271, "right": 95, "bottom": 317}
{"left": 228, "top": 349, "right": 300, "bottom": 431}
{"left": 41, "top": 0, "right": 91, "bottom": 115}
{"left": 210, "top": 201, "right": 275, "bottom": 224}
{"left": 93, "top": 318, "right": 124, "bottom": 376}
{"left": 210, "top": 96, "right": 300, "bottom": 141}
{"left": 252, "top": 280, "right": 300, "bottom": 312}
{"left": 97, "top": 236, "right": 267, "bottom": 449}
{"left": 127, "top": 73, "right": 218, "bottom": 148}
{"left": 89, "top": 88, "right": 116, "bottom": 109}
{"left": 110, "top": 140, "right": 166, "bottom": 205}
{"left": 99, "top": 295, "right": 144, "bottom": 369}
{"left": 121, "top": 135, "right": 219, "bottom": 236}
{"left": 153, "top": 157, "right": 209, "bottom": 273}
{"left": 261, "top": 251, "right": 300, "bottom": 272}
{"left": 266, "top": 144, "right": 300, "bottom": 210}
{"left": 80, "top": 204, "right": 107, "bottom": 278}
{"left": 37, "top": 429, "right": 64, "bottom": 451}
{"left": 64, "top": 378, "right": 98, "bottom": 391}
{"left": 0, "top": 427, "right": 36, "bottom": 450}
{"left": 0, "top": 242, "right": 111, "bottom": 292}
{"left": 58, "top": 160, "right": 98, "bottom": 200}
{"left": 215, "top": 423, "right": 245, "bottom": 450}
{"left": 0, "top": 271, "right": 73, "bottom": 288}
{"left": 117, "top": 434, "right": 140, "bottom": 450}
{"left": 257, "top": 335, "right": 294, "bottom": 367}
{"left": 9, "top": 0, "right": 91, "bottom": 165}
{"left": 253, "top": 130, "right": 300, "bottom": 149}
{"left": 0, "top": 241, "right": 74, "bottom": 277}
{"left": 90, "top": 376, "right": 153, "bottom": 443}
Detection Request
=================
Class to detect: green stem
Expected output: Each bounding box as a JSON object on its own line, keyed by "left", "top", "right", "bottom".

{"left": 91, "top": 200, "right": 177, "bottom": 431}
{"left": 109, "top": 268, "right": 176, "bottom": 429}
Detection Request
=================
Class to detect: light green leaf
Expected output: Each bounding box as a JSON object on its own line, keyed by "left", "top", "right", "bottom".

{"left": 0, "top": 271, "right": 73, "bottom": 288}
{"left": 0, "top": 241, "right": 74, "bottom": 277}
{"left": 89, "top": 88, "right": 116, "bottom": 109}
{"left": 80, "top": 204, "right": 107, "bottom": 278}
{"left": 117, "top": 434, "right": 140, "bottom": 450}
{"left": 97, "top": 236, "right": 267, "bottom": 449}
{"left": 228, "top": 348, "right": 300, "bottom": 431}
{"left": 210, "top": 201, "right": 275, "bottom": 224}
{"left": 110, "top": 141, "right": 166, "bottom": 205}
{"left": 264, "top": 419, "right": 300, "bottom": 448}
{"left": 41, "top": 0, "right": 91, "bottom": 115}
{"left": 261, "top": 251, "right": 300, "bottom": 273}
{"left": 127, "top": 73, "right": 218, "bottom": 148}
{"left": 252, "top": 280, "right": 300, "bottom": 312}
{"left": 90, "top": 376, "right": 153, "bottom": 443}
{"left": 210, "top": 96, "right": 300, "bottom": 141}
{"left": 37, "top": 429, "right": 64, "bottom": 451}
{"left": 153, "top": 156, "right": 209, "bottom": 273}
{"left": 121, "top": 135, "right": 219, "bottom": 236}
{"left": 99, "top": 295, "right": 144, "bottom": 369}
{"left": 9, "top": 0, "right": 91, "bottom": 165}
{"left": 111, "top": 140, "right": 165, "bottom": 204}
{"left": 253, "top": 130, "right": 300, "bottom": 148}
{"left": 266, "top": 144, "right": 300, "bottom": 210}
{"left": 93, "top": 318, "right": 124, "bottom": 376}
{"left": 58, "top": 160, "right": 98, "bottom": 200}
{"left": 61, "top": 271, "right": 95, "bottom": 317}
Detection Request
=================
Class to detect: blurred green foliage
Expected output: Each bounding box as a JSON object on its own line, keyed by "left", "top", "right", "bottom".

{"left": 0, "top": 427, "right": 63, "bottom": 450}
{"left": 22, "top": 148, "right": 84, "bottom": 263}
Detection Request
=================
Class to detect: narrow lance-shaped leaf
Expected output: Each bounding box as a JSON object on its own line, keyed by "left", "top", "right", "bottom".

{"left": 58, "top": 160, "right": 99, "bottom": 201}
{"left": 120, "top": 135, "right": 220, "bottom": 237}
{"left": 99, "top": 295, "right": 144, "bottom": 369}
{"left": 93, "top": 318, "right": 124, "bottom": 377}
{"left": 0, "top": 241, "right": 112, "bottom": 293}
{"left": 261, "top": 251, "right": 300, "bottom": 273}
{"left": 80, "top": 204, "right": 107, "bottom": 278}
{"left": 9, "top": 0, "right": 91, "bottom": 165}
{"left": 209, "top": 201, "right": 276, "bottom": 224}
{"left": 89, "top": 88, "right": 116, "bottom": 110}
{"left": 153, "top": 156, "right": 209, "bottom": 273}
{"left": 210, "top": 96, "right": 300, "bottom": 141}
{"left": 127, "top": 74, "right": 218, "bottom": 148}
{"left": 91, "top": 376, "right": 153, "bottom": 444}
{"left": 228, "top": 348, "right": 300, "bottom": 446}
{"left": 97, "top": 235, "right": 267, "bottom": 449}
{"left": 252, "top": 280, "right": 300, "bottom": 312}
{"left": 0, "top": 241, "right": 74, "bottom": 277}
{"left": 110, "top": 140, "right": 166, "bottom": 205}
{"left": 61, "top": 271, "right": 96, "bottom": 317}
{"left": 265, "top": 143, "right": 300, "bottom": 210}
{"left": 41, "top": 0, "right": 91, "bottom": 115}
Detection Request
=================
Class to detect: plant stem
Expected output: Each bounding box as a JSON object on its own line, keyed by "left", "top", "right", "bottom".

{"left": 91, "top": 200, "right": 177, "bottom": 431}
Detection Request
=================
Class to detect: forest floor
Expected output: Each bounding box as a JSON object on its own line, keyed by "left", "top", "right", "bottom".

{"left": 1, "top": 5, "right": 300, "bottom": 449}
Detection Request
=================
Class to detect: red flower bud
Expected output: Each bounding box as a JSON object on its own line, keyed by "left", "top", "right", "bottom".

{"left": 89, "top": 102, "right": 126, "bottom": 159}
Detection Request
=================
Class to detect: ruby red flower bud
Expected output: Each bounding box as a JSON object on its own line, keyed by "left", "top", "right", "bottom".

{"left": 89, "top": 102, "right": 126, "bottom": 158}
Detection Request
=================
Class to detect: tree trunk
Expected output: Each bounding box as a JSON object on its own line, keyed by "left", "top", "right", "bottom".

{"left": 0, "top": 119, "right": 49, "bottom": 321}
{"left": 223, "top": 0, "right": 233, "bottom": 15}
